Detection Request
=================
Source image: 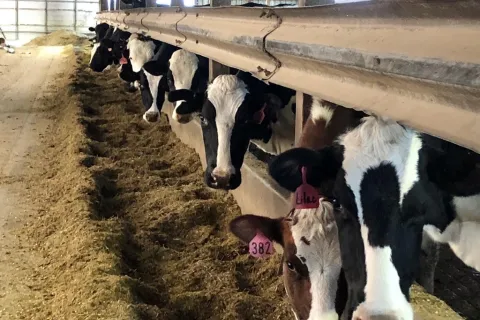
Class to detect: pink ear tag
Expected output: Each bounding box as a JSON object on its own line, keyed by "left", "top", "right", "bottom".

{"left": 295, "top": 167, "right": 319, "bottom": 209}
{"left": 253, "top": 104, "right": 266, "bottom": 124}
{"left": 249, "top": 231, "right": 275, "bottom": 258}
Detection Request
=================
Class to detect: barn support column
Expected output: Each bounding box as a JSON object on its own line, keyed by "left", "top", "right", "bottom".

{"left": 15, "top": 0, "right": 19, "bottom": 40}
{"left": 73, "top": 0, "right": 77, "bottom": 32}
{"left": 209, "top": 0, "right": 231, "bottom": 81}
{"left": 294, "top": 93, "right": 305, "bottom": 146}
{"left": 101, "top": 0, "right": 108, "bottom": 11}
{"left": 45, "top": 0, "right": 48, "bottom": 33}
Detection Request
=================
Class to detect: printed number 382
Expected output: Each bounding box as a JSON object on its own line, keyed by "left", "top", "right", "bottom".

{"left": 251, "top": 242, "right": 272, "bottom": 255}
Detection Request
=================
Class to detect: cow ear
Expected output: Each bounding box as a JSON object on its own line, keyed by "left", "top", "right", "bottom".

{"left": 89, "top": 27, "right": 95, "bottom": 32}
{"left": 259, "top": 93, "right": 282, "bottom": 123}
{"left": 268, "top": 146, "right": 343, "bottom": 192}
{"left": 229, "top": 214, "right": 284, "bottom": 247}
{"left": 168, "top": 89, "right": 194, "bottom": 103}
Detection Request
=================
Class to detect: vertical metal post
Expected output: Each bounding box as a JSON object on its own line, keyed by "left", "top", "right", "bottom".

{"left": 15, "top": 0, "right": 19, "bottom": 40}
{"left": 294, "top": 0, "right": 306, "bottom": 146}
{"left": 73, "top": 0, "right": 77, "bottom": 32}
{"left": 45, "top": 0, "right": 48, "bottom": 34}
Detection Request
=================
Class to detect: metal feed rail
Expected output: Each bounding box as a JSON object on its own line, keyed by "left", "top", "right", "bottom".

{"left": 96, "top": 0, "right": 480, "bottom": 153}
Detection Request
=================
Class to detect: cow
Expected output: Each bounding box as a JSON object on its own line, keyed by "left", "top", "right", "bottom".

{"left": 268, "top": 115, "right": 480, "bottom": 320}
{"left": 173, "top": 71, "right": 295, "bottom": 189}
{"left": 126, "top": 34, "right": 178, "bottom": 122}
{"left": 230, "top": 204, "right": 346, "bottom": 320}
{"left": 164, "top": 49, "right": 210, "bottom": 124}
{"left": 89, "top": 27, "right": 131, "bottom": 72}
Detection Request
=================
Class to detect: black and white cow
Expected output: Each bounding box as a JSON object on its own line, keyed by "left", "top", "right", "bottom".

{"left": 165, "top": 49, "right": 210, "bottom": 124}
{"left": 126, "top": 34, "right": 178, "bottom": 122}
{"left": 89, "top": 27, "right": 131, "bottom": 72}
{"left": 197, "top": 72, "right": 295, "bottom": 189}
{"left": 269, "top": 116, "right": 480, "bottom": 320}
{"left": 140, "top": 43, "right": 179, "bottom": 122}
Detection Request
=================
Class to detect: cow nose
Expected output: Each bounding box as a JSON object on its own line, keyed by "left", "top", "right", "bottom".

{"left": 211, "top": 168, "right": 233, "bottom": 188}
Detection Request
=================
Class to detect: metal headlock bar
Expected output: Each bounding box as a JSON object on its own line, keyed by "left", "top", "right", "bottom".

{"left": 96, "top": 0, "right": 480, "bottom": 153}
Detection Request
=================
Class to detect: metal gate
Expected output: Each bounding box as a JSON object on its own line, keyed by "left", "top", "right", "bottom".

{"left": 0, "top": 0, "right": 99, "bottom": 42}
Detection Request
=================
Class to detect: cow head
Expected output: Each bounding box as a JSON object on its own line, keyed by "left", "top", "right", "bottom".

{"left": 89, "top": 38, "right": 115, "bottom": 72}
{"left": 269, "top": 117, "right": 424, "bottom": 320}
{"left": 127, "top": 34, "right": 156, "bottom": 72}
{"left": 197, "top": 74, "right": 286, "bottom": 190}
{"left": 230, "top": 202, "right": 347, "bottom": 320}
{"left": 89, "top": 23, "right": 110, "bottom": 43}
{"left": 166, "top": 49, "right": 208, "bottom": 124}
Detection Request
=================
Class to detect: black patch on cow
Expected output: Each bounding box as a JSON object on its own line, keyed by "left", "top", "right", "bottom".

{"left": 360, "top": 163, "right": 400, "bottom": 247}
{"left": 421, "top": 133, "right": 480, "bottom": 196}
{"left": 139, "top": 70, "right": 153, "bottom": 111}
{"left": 201, "top": 101, "right": 223, "bottom": 188}
{"left": 331, "top": 171, "right": 366, "bottom": 320}
{"left": 360, "top": 163, "right": 424, "bottom": 300}
{"left": 143, "top": 60, "right": 168, "bottom": 76}
{"left": 168, "top": 89, "right": 195, "bottom": 104}
{"left": 335, "top": 269, "right": 349, "bottom": 318}
{"left": 300, "top": 236, "right": 310, "bottom": 245}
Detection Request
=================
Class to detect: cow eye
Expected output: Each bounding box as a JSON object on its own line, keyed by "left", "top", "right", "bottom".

{"left": 332, "top": 198, "right": 342, "bottom": 210}
{"left": 286, "top": 261, "right": 295, "bottom": 271}
{"left": 199, "top": 115, "right": 208, "bottom": 126}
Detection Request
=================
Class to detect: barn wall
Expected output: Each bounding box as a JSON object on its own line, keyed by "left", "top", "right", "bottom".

{"left": 0, "top": 0, "right": 99, "bottom": 43}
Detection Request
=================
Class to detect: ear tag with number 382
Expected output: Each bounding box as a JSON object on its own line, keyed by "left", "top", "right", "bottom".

{"left": 249, "top": 231, "right": 275, "bottom": 258}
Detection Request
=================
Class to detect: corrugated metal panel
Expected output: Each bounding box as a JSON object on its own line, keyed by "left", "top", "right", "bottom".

{"left": 0, "top": 0, "right": 99, "bottom": 42}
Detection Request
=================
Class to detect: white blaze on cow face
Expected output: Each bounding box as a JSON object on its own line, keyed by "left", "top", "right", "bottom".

{"left": 169, "top": 50, "right": 199, "bottom": 121}
{"left": 287, "top": 200, "right": 342, "bottom": 320}
{"left": 310, "top": 98, "right": 334, "bottom": 125}
{"left": 127, "top": 35, "right": 155, "bottom": 72}
{"left": 90, "top": 43, "right": 100, "bottom": 64}
{"left": 142, "top": 70, "right": 163, "bottom": 123}
{"left": 340, "top": 117, "right": 414, "bottom": 319}
{"left": 206, "top": 75, "right": 249, "bottom": 178}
